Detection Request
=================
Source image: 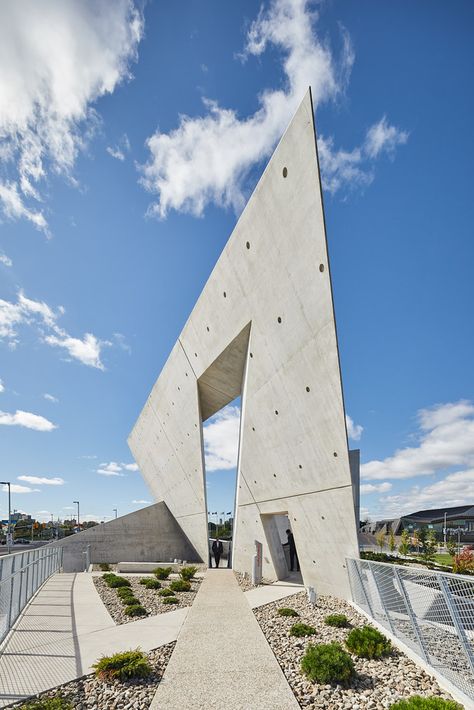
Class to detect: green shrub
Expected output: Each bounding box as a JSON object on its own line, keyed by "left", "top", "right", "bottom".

{"left": 346, "top": 625, "right": 391, "bottom": 659}
{"left": 277, "top": 607, "right": 299, "bottom": 617}
{"left": 290, "top": 622, "right": 316, "bottom": 637}
{"left": 169, "top": 579, "right": 191, "bottom": 593}
{"left": 19, "top": 698, "right": 73, "bottom": 710}
{"left": 93, "top": 649, "right": 152, "bottom": 682}
{"left": 104, "top": 574, "right": 131, "bottom": 589}
{"left": 179, "top": 565, "right": 198, "bottom": 581}
{"left": 162, "top": 596, "right": 179, "bottom": 605}
{"left": 301, "top": 642, "right": 355, "bottom": 685}
{"left": 124, "top": 604, "right": 147, "bottom": 617}
{"left": 120, "top": 595, "right": 140, "bottom": 606}
{"left": 388, "top": 698, "right": 463, "bottom": 710}
{"left": 102, "top": 572, "right": 117, "bottom": 583}
{"left": 153, "top": 566, "right": 173, "bottom": 580}
{"left": 116, "top": 586, "right": 134, "bottom": 597}
{"left": 158, "top": 588, "right": 175, "bottom": 597}
{"left": 139, "top": 577, "right": 161, "bottom": 589}
{"left": 99, "top": 563, "right": 111, "bottom": 572}
{"left": 324, "top": 613, "right": 349, "bottom": 628}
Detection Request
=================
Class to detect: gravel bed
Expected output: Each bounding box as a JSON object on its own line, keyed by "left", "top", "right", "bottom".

{"left": 233, "top": 570, "right": 265, "bottom": 591}
{"left": 93, "top": 575, "right": 201, "bottom": 624}
{"left": 11, "top": 643, "right": 175, "bottom": 709}
{"left": 254, "top": 592, "right": 458, "bottom": 709}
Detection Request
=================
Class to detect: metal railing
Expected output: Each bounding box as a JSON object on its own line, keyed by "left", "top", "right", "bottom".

{"left": 347, "top": 557, "right": 474, "bottom": 702}
{"left": 0, "top": 546, "right": 63, "bottom": 645}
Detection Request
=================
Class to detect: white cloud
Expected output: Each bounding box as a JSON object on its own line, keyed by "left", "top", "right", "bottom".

{"left": 2, "top": 483, "right": 40, "bottom": 494}
{"left": 0, "top": 290, "right": 108, "bottom": 369}
{"left": 360, "top": 482, "right": 392, "bottom": 495}
{"left": 132, "top": 499, "right": 152, "bottom": 505}
{"left": 141, "top": 0, "right": 406, "bottom": 218}
{"left": 43, "top": 393, "right": 59, "bottom": 403}
{"left": 0, "top": 252, "right": 13, "bottom": 267}
{"left": 122, "top": 462, "right": 139, "bottom": 471}
{"left": 0, "top": 378, "right": 4, "bottom": 393}
{"left": 96, "top": 461, "right": 137, "bottom": 476}
{"left": 79, "top": 454, "right": 97, "bottom": 460}
{"left": 18, "top": 475, "right": 64, "bottom": 486}
{"left": 0, "top": 409, "right": 56, "bottom": 431}
{"left": 346, "top": 414, "right": 363, "bottom": 441}
{"left": 365, "top": 115, "right": 408, "bottom": 159}
{"left": 203, "top": 404, "right": 240, "bottom": 472}
{"left": 106, "top": 134, "right": 131, "bottom": 161}
{"left": 361, "top": 400, "right": 474, "bottom": 481}
{"left": 0, "top": 1, "right": 143, "bottom": 234}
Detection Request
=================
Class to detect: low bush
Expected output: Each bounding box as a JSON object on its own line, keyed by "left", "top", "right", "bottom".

{"left": 124, "top": 604, "right": 147, "bottom": 617}
{"left": 104, "top": 574, "right": 131, "bottom": 589}
{"left": 388, "top": 697, "right": 463, "bottom": 710}
{"left": 19, "top": 698, "right": 73, "bottom": 710}
{"left": 99, "top": 563, "right": 111, "bottom": 572}
{"left": 452, "top": 548, "right": 474, "bottom": 575}
{"left": 153, "top": 566, "right": 173, "bottom": 580}
{"left": 102, "top": 572, "right": 116, "bottom": 583}
{"left": 162, "top": 596, "right": 179, "bottom": 605}
{"left": 120, "top": 595, "right": 140, "bottom": 606}
{"left": 179, "top": 565, "right": 198, "bottom": 581}
{"left": 290, "top": 622, "right": 316, "bottom": 637}
{"left": 346, "top": 625, "right": 391, "bottom": 659}
{"left": 116, "top": 587, "right": 135, "bottom": 600}
{"left": 139, "top": 577, "right": 161, "bottom": 589}
{"left": 158, "top": 588, "right": 175, "bottom": 597}
{"left": 93, "top": 649, "right": 152, "bottom": 682}
{"left": 169, "top": 579, "right": 191, "bottom": 593}
{"left": 277, "top": 607, "right": 299, "bottom": 617}
{"left": 301, "top": 642, "right": 355, "bottom": 685}
{"left": 324, "top": 613, "right": 349, "bottom": 628}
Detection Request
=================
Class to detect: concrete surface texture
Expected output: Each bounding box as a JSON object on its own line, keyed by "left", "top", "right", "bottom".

{"left": 51, "top": 501, "right": 199, "bottom": 572}
{"left": 129, "top": 88, "right": 359, "bottom": 598}
{"left": 0, "top": 572, "right": 188, "bottom": 707}
{"left": 150, "top": 569, "right": 300, "bottom": 710}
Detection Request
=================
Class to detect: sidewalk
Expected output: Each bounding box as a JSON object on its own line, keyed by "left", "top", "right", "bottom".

{"left": 150, "top": 569, "right": 299, "bottom": 710}
{"left": 0, "top": 573, "right": 187, "bottom": 708}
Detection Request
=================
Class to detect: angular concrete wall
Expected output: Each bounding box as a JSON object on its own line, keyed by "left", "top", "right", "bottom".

{"left": 129, "top": 89, "right": 359, "bottom": 598}
{"left": 51, "top": 502, "right": 200, "bottom": 572}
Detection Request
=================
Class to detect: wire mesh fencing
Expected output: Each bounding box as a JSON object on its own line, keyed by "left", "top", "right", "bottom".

{"left": 347, "top": 557, "right": 474, "bottom": 701}
{"left": 0, "top": 546, "right": 63, "bottom": 645}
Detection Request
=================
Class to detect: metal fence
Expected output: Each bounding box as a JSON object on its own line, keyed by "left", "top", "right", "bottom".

{"left": 347, "top": 557, "right": 474, "bottom": 702}
{"left": 0, "top": 546, "right": 63, "bottom": 646}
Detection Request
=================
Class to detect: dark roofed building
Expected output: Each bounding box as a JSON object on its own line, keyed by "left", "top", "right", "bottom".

{"left": 375, "top": 505, "right": 474, "bottom": 542}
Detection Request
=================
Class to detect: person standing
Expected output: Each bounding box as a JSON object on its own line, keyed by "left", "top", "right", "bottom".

{"left": 286, "top": 528, "right": 299, "bottom": 572}
{"left": 212, "top": 537, "right": 223, "bottom": 568}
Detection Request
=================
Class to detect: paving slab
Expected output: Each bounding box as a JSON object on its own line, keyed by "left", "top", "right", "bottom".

{"left": 150, "top": 569, "right": 299, "bottom": 710}
{"left": 245, "top": 578, "right": 304, "bottom": 609}
{"left": 0, "top": 572, "right": 187, "bottom": 708}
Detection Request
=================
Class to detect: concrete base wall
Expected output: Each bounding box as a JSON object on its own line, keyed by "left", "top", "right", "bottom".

{"left": 50, "top": 502, "right": 201, "bottom": 572}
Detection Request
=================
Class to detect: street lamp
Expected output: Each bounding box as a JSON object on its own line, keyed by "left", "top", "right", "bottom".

{"left": 73, "top": 500, "right": 80, "bottom": 530}
{"left": 0, "top": 481, "right": 11, "bottom": 553}
{"left": 113, "top": 508, "right": 117, "bottom": 519}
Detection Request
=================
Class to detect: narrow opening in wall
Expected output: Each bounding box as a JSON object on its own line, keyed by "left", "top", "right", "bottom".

{"left": 260, "top": 512, "right": 302, "bottom": 582}
{"left": 202, "top": 396, "right": 241, "bottom": 569}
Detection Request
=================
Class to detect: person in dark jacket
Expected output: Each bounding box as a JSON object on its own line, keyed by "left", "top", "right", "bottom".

{"left": 286, "top": 529, "right": 299, "bottom": 572}
{"left": 212, "top": 538, "right": 223, "bottom": 568}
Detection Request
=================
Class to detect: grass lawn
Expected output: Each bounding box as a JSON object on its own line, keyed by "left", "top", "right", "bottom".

{"left": 433, "top": 553, "right": 454, "bottom": 566}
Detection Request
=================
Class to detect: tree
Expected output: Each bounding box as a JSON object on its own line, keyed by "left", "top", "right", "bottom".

{"left": 412, "top": 529, "right": 420, "bottom": 555}
{"left": 398, "top": 529, "right": 410, "bottom": 556}
{"left": 453, "top": 548, "right": 474, "bottom": 575}
{"left": 421, "top": 529, "right": 437, "bottom": 564}
{"left": 376, "top": 530, "right": 386, "bottom": 553}
{"left": 447, "top": 539, "right": 457, "bottom": 558}
{"left": 389, "top": 529, "right": 396, "bottom": 553}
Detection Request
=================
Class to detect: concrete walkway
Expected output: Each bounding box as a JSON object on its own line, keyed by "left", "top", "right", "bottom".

{"left": 0, "top": 573, "right": 187, "bottom": 708}
{"left": 150, "top": 570, "right": 299, "bottom": 710}
{"left": 245, "top": 576, "right": 304, "bottom": 609}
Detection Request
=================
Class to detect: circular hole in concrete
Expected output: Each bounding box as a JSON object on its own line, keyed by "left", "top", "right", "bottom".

{"left": 206, "top": 326, "right": 210, "bottom": 332}
{"left": 246, "top": 241, "right": 250, "bottom": 249}
{"left": 194, "top": 353, "right": 197, "bottom": 357}
{"left": 306, "top": 386, "right": 310, "bottom": 393}
{"left": 252, "top": 427, "right": 255, "bottom": 431}
{"left": 223, "top": 291, "right": 227, "bottom": 298}
{"left": 319, "top": 263, "right": 325, "bottom": 273}
{"left": 283, "top": 167, "right": 288, "bottom": 178}
{"left": 333, "top": 452, "right": 338, "bottom": 457}
{"left": 298, "top": 464, "right": 302, "bottom": 469}
{"left": 321, "top": 515, "right": 325, "bottom": 520}
{"left": 275, "top": 410, "right": 279, "bottom": 415}
{"left": 250, "top": 352, "right": 253, "bottom": 358}
{"left": 273, "top": 473, "right": 277, "bottom": 478}
{"left": 277, "top": 316, "right": 282, "bottom": 323}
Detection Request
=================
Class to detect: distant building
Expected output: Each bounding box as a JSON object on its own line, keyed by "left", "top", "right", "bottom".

{"left": 371, "top": 505, "right": 474, "bottom": 542}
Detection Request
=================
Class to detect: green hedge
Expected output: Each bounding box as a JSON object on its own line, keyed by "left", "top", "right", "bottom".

{"left": 93, "top": 649, "right": 152, "bottom": 682}
{"left": 346, "top": 626, "right": 391, "bottom": 659}
{"left": 301, "top": 642, "right": 355, "bottom": 685}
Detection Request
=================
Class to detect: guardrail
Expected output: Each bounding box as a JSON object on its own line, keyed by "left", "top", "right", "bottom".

{"left": 347, "top": 557, "right": 474, "bottom": 702}
{"left": 0, "top": 546, "right": 63, "bottom": 645}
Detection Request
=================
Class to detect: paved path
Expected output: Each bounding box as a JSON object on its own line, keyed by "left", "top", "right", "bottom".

{"left": 245, "top": 576, "right": 304, "bottom": 609}
{"left": 0, "top": 573, "right": 187, "bottom": 708}
{"left": 150, "top": 570, "right": 299, "bottom": 710}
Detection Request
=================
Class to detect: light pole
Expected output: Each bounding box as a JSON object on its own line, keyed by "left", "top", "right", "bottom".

{"left": 0, "top": 481, "right": 12, "bottom": 553}
{"left": 73, "top": 500, "right": 80, "bottom": 531}
{"left": 444, "top": 511, "right": 447, "bottom": 550}
{"left": 113, "top": 508, "right": 117, "bottom": 519}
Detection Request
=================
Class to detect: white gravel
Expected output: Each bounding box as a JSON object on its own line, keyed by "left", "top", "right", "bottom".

{"left": 254, "top": 592, "right": 459, "bottom": 709}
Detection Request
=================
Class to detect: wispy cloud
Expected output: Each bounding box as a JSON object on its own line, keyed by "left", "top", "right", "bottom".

{"left": 346, "top": 414, "right": 363, "bottom": 441}
{"left": 0, "top": 410, "right": 56, "bottom": 431}
{"left": 0, "top": 290, "right": 109, "bottom": 369}
{"left": 360, "top": 482, "right": 392, "bottom": 495}
{"left": 141, "top": 0, "right": 406, "bottom": 218}
{"left": 18, "top": 475, "right": 64, "bottom": 486}
{"left": 0, "top": 252, "right": 13, "bottom": 267}
{"left": 361, "top": 400, "right": 474, "bottom": 481}
{"left": 96, "top": 460, "right": 138, "bottom": 476}
{"left": 2, "top": 483, "right": 40, "bottom": 494}
{"left": 43, "top": 393, "right": 59, "bottom": 403}
{"left": 203, "top": 404, "right": 240, "bottom": 472}
{"left": 132, "top": 499, "right": 152, "bottom": 505}
{"left": 0, "top": 378, "right": 4, "bottom": 393}
{"left": 106, "top": 134, "right": 131, "bottom": 161}
{"left": 0, "top": 1, "right": 143, "bottom": 234}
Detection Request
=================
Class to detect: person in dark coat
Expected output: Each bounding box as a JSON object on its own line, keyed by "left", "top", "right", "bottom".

{"left": 212, "top": 538, "right": 223, "bottom": 568}
{"left": 286, "top": 529, "right": 299, "bottom": 572}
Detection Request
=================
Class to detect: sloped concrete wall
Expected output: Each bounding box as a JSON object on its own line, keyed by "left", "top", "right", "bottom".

{"left": 129, "top": 89, "right": 359, "bottom": 599}
{"left": 51, "top": 502, "right": 200, "bottom": 572}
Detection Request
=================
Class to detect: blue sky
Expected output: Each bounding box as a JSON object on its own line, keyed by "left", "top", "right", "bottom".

{"left": 0, "top": 0, "right": 473, "bottom": 524}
